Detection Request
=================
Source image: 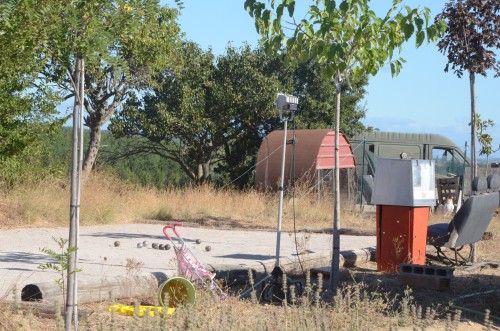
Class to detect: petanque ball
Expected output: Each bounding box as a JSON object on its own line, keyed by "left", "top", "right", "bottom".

{"left": 205, "top": 245, "right": 211, "bottom": 252}
{"left": 195, "top": 239, "right": 201, "bottom": 244}
{"left": 159, "top": 244, "right": 165, "bottom": 250}
{"left": 114, "top": 241, "right": 120, "bottom": 247}
{"left": 152, "top": 243, "right": 158, "bottom": 249}
{"left": 143, "top": 241, "right": 148, "bottom": 247}
{"left": 137, "top": 242, "right": 143, "bottom": 248}
{"left": 165, "top": 244, "right": 171, "bottom": 250}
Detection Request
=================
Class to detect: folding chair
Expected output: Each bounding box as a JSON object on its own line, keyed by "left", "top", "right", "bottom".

{"left": 427, "top": 176, "right": 498, "bottom": 265}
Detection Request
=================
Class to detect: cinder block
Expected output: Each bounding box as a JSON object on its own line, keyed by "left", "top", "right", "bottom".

{"left": 399, "top": 264, "right": 453, "bottom": 291}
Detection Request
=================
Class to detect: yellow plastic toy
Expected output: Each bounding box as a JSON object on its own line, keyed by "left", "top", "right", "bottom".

{"left": 108, "top": 304, "right": 176, "bottom": 317}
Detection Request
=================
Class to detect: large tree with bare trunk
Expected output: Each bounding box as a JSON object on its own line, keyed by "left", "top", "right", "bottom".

{"left": 436, "top": 0, "right": 500, "bottom": 182}
{"left": 5, "top": 0, "right": 182, "bottom": 183}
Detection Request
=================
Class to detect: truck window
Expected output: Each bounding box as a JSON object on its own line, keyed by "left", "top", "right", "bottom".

{"left": 432, "top": 147, "right": 465, "bottom": 177}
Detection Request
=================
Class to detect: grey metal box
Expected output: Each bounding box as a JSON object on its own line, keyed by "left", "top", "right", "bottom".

{"left": 371, "top": 158, "right": 436, "bottom": 207}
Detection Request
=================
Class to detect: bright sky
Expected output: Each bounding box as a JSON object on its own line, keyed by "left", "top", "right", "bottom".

{"left": 173, "top": 0, "right": 500, "bottom": 159}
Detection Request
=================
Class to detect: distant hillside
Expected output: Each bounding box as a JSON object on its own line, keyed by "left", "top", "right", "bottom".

{"left": 50, "top": 127, "right": 189, "bottom": 188}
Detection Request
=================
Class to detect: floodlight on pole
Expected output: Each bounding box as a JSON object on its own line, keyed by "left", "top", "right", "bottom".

{"left": 276, "top": 93, "right": 298, "bottom": 121}
{"left": 273, "top": 93, "right": 298, "bottom": 269}
{"left": 240, "top": 93, "right": 299, "bottom": 300}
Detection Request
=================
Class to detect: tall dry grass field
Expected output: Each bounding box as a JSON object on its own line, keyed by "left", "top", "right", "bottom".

{"left": 0, "top": 172, "right": 376, "bottom": 231}
{"left": 2, "top": 171, "right": 499, "bottom": 261}
{"left": 1, "top": 171, "right": 497, "bottom": 261}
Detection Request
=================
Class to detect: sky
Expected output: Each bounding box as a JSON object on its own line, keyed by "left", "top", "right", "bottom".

{"left": 173, "top": 0, "right": 500, "bottom": 159}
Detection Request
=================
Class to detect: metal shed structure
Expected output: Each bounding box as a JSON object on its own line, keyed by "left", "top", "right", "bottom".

{"left": 255, "top": 129, "right": 356, "bottom": 191}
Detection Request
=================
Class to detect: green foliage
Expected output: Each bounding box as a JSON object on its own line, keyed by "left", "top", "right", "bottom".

{"left": 38, "top": 237, "right": 81, "bottom": 300}
{"left": 0, "top": 89, "right": 65, "bottom": 187}
{"left": 2, "top": 0, "right": 182, "bottom": 181}
{"left": 99, "top": 132, "right": 189, "bottom": 188}
{"left": 0, "top": 0, "right": 67, "bottom": 188}
{"left": 111, "top": 43, "right": 281, "bottom": 185}
{"left": 110, "top": 42, "right": 370, "bottom": 187}
{"left": 46, "top": 127, "right": 188, "bottom": 188}
{"left": 245, "top": 0, "right": 444, "bottom": 80}
{"left": 215, "top": 55, "right": 369, "bottom": 188}
{"left": 473, "top": 114, "right": 499, "bottom": 158}
{"left": 288, "top": 60, "right": 368, "bottom": 135}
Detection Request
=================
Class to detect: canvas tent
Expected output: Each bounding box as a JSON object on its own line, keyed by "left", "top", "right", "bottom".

{"left": 255, "top": 129, "right": 355, "bottom": 191}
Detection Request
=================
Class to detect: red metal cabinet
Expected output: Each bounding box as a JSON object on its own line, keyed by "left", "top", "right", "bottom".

{"left": 376, "top": 205, "right": 429, "bottom": 273}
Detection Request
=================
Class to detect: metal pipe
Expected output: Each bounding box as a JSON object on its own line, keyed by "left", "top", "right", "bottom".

{"left": 275, "top": 119, "right": 288, "bottom": 268}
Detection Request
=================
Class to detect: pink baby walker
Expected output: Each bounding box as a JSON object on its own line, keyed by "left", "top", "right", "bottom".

{"left": 163, "top": 223, "right": 227, "bottom": 301}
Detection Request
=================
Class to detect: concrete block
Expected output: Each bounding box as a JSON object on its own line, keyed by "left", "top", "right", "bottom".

{"left": 399, "top": 264, "right": 453, "bottom": 291}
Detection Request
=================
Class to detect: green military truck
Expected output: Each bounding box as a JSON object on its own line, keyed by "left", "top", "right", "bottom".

{"left": 349, "top": 131, "right": 468, "bottom": 179}
{"left": 348, "top": 131, "right": 469, "bottom": 205}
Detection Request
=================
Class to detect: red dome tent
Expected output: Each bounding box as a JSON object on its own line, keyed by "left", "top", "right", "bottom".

{"left": 255, "top": 129, "right": 356, "bottom": 191}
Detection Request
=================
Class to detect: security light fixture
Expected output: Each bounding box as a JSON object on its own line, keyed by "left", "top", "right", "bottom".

{"left": 276, "top": 93, "right": 299, "bottom": 121}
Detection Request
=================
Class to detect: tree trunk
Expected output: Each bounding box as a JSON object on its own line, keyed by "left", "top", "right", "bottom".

{"left": 469, "top": 71, "right": 477, "bottom": 263}
{"left": 196, "top": 161, "right": 211, "bottom": 185}
{"left": 470, "top": 72, "right": 477, "bottom": 180}
{"left": 81, "top": 122, "right": 102, "bottom": 183}
{"left": 329, "top": 74, "right": 342, "bottom": 291}
{"left": 486, "top": 155, "right": 489, "bottom": 176}
{"left": 202, "top": 162, "right": 210, "bottom": 182}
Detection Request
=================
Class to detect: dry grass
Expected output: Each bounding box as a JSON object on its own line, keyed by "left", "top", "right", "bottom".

{"left": 3, "top": 171, "right": 497, "bottom": 261}
{"left": 0, "top": 170, "right": 497, "bottom": 262}
{"left": 0, "top": 277, "right": 494, "bottom": 331}
{"left": 0, "top": 172, "right": 375, "bottom": 231}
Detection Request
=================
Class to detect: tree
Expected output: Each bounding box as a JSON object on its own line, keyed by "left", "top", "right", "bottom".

{"left": 99, "top": 131, "right": 190, "bottom": 188}
{"left": 245, "top": 0, "right": 444, "bottom": 289}
{"left": 436, "top": 0, "right": 500, "bottom": 184}
{"left": 6, "top": 0, "right": 182, "bottom": 183}
{"left": 216, "top": 57, "right": 369, "bottom": 188}
{"left": 3, "top": 1, "right": 182, "bottom": 326}
{"left": 111, "top": 43, "right": 281, "bottom": 185}
{"left": 289, "top": 60, "right": 368, "bottom": 135}
{"left": 473, "top": 114, "right": 499, "bottom": 174}
{"left": 0, "top": 1, "right": 65, "bottom": 187}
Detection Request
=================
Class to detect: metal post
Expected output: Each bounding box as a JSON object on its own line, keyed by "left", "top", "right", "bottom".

{"left": 74, "top": 57, "right": 84, "bottom": 330}
{"left": 359, "top": 139, "right": 366, "bottom": 211}
{"left": 240, "top": 94, "right": 297, "bottom": 299}
{"left": 317, "top": 169, "right": 321, "bottom": 203}
{"left": 329, "top": 77, "right": 342, "bottom": 291}
{"left": 463, "top": 141, "right": 468, "bottom": 195}
{"left": 66, "top": 57, "right": 84, "bottom": 331}
{"left": 275, "top": 119, "right": 288, "bottom": 268}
